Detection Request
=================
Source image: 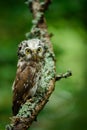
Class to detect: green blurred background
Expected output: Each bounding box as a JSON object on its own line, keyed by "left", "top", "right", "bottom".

{"left": 0, "top": 0, "right": 87, "bottom": 130}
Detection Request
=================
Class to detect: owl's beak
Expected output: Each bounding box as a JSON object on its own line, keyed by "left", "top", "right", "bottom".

{"left": 33, "top": 55, "right": 37, "bottom": 61}
{"left": 32, "top": 50, "right": 37, "bottom": 60}
{"left": 33, "top": 50, "right": 37, "bottom": 61}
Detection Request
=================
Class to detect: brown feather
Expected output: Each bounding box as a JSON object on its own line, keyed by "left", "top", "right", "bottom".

{"left": 12, "top": 61, "right": 40, "bottom": 115}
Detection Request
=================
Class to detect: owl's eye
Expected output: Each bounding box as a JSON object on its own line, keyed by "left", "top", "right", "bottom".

{"left": 25, "top": 48, "right": 31, "bottom": 55}
{"left": 37, "top": 47, "right": 42, "bottom": 53}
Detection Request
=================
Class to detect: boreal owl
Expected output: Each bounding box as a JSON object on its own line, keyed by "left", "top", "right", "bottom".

{"left": 12, "top": 39, "right": 45, "bottom": 115}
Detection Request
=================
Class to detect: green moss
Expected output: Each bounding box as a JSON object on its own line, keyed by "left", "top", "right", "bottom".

{"left": 26, "top": 28, "right": 42, "bottom": 39}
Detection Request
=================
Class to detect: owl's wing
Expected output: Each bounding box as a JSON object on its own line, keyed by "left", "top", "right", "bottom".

{"left": 12, "top": 62, "right": 37, "bottom": 115}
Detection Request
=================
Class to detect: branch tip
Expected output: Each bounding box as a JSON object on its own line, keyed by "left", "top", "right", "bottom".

{"left": 56, "top": 70, "right": 72, "bottom": 81}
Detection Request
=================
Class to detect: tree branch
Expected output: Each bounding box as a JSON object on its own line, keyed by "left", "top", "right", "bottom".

{"left": 6, "top": 0, "right": 72, "bottom": 130}
{"left": 40, "top": 0, "right": 52, "bottom": 12}
{"left": 56, "top": 70, "right": 72, "bottom": 81}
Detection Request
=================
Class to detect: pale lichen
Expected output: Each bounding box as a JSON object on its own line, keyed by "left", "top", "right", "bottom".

{"left": 38, "top": 51, "right": 55, "bottom": 91}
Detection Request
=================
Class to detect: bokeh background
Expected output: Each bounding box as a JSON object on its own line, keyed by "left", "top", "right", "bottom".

{"left": 0, "top": 0, "right": 87, "bottom": 130}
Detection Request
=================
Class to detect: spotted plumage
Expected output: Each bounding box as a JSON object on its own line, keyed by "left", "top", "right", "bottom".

{"left": 12, "top": 39, "right": 45, "bottom": 115}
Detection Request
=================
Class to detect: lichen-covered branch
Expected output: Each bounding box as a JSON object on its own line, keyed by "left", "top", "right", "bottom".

{"left": 56, "top": 70, "right": 72, "bottom": 81}
{"left": 6, "top": 0, "right": 72, "bottom": 130}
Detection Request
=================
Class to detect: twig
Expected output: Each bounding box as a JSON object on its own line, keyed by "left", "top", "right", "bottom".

{"left": 56, "top": 70, "right": 72, "bottom": 81}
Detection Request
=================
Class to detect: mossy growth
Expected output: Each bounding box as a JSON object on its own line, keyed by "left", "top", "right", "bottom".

{"left": 26, "top": 27, "right": 48, "bottom": 40}
{"left": 16, "top": 48, "right": 56, "bottom": 118}
{"left": 25, "top": 28, "right": 41, "bottom": 39}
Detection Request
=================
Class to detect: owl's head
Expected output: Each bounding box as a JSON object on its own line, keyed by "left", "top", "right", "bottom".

{"left": 18, "top": 39, "right": 45, "bottom": 61}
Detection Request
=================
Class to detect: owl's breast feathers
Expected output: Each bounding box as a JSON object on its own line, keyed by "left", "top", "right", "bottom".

{"left": 12, "top": 61, "right": 41, "bottom": 115}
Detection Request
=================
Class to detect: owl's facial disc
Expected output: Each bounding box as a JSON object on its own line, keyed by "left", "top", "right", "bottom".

{"left": 18, "top": 39, "right": 45, "bottom": 61}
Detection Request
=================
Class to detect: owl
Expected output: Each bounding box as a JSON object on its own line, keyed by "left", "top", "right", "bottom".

{"left": 12, "top": 39, "right": 45, "bottom": 115}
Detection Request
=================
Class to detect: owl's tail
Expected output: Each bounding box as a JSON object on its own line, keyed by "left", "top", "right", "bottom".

{"left": 12, "top": 101, "right": 21, "bottom": 116}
